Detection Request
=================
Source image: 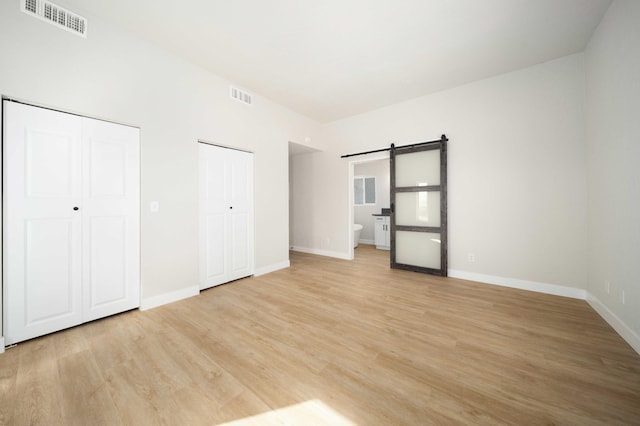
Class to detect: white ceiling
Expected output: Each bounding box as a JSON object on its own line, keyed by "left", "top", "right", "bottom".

{"left": 61, "top": 0, "right": 611, "bottom": 123}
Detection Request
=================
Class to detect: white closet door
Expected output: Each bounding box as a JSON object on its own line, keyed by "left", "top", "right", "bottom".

{"left": 82, "top": 118, "right": 140, "bottom": 322}
{"left": 4, "top": 102, "right": 83, "bottom": 345}
{"left": 227, "top": 148, "right": 254, "bottom": 282}
{"left": 199, "top": 143, "right": 254, "bottom": 289}
{"left": 3, "top": 101, "right": 140, "bottom": 345}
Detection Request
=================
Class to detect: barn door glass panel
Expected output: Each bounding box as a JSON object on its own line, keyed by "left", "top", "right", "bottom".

{"left": 395, "top": 191, "right": 441, "bottom": 227}
{"left": 395, "top": 231, "right": 442, "bottom": 270}
{"left": 394, "top": 149, "right": 440, "bottom": 186}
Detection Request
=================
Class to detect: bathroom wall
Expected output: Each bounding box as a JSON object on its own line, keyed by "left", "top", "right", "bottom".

{"left": 354, "top": 160, "right": 390, "bottom": 243}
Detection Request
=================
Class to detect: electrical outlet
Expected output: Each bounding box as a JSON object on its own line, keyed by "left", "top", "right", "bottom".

{"left": 468, "top": 253, "right": 475, "bottom": 263}
{"left": 150, "top": 201, "right": 159, "bottom": 213}
{"left": 605, "top": 280, "right": 610, "bottom": 294}
{"left": 621, "top": 290, "right": 626, "bottom": 305}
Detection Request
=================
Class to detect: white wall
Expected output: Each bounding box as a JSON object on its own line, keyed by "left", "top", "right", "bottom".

{"left": 0, "top": 1, "right": 320, "bottom": 336}
{"left": 5, "top": 0, "right": 637, "bottom": 352}
{"left": 289, "top": 150, "right": 349, "bottom": 258}
{"left": 292, "top": 53, "right": 588, "bottom": 291}
{"left": 354, "top": 160, "right": 390, "bottom": 243}
{"left": 585, "top": 0, "right": 640, "bottom": 340}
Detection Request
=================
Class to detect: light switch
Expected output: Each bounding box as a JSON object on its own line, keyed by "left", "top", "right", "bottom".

{"left": 150, "top": 201, "right": 159, "bottom": 213}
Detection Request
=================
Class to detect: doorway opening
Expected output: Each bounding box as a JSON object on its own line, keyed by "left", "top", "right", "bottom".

{"left": 288, "top": 141, "right": 320, "bottom": 253}
{"left": 348, "top": 153, "right": 389, "bottom": 261}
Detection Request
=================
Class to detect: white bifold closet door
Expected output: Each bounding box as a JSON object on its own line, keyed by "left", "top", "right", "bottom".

{"left": 3, "top": 101, "right": 140, "bottom": 345}
{"left": 199, "top": 143, "right": 254, "bottom": 290}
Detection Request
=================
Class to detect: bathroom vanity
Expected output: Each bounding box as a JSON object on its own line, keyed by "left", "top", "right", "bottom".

{"left": 373, "top": 208, "right": 391, "bottom": 250}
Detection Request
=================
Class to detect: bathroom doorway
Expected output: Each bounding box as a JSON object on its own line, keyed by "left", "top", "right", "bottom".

{"left": 349, "top": 154, "right": 390, "bottom": 261}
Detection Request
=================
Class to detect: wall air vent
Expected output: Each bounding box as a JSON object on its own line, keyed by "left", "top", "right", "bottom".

{"left": 21, "top": 0, "right": 88, "bottom": 38}
{"left": 230, "top": 86, "right": 252, "bottom": 106}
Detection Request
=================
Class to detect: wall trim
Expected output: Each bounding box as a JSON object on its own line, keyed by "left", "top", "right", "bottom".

{"left": 586, "top": 293, "right": 640, "bottom": 355}
{"left": 254, "top": 260, "right": 290, "bottom": 277}
{"left": 291, "top": 246, "right": 352, "bottom": 260}
{"left": 0, "top": 337, "right": 4, "bottom": 354}
{"left": 448, "top": 270, "right": 586, "bottom": 300}
{"left": 449, "top": 270, "right": 639, "bottom": 356}
{"left": 358, "top": 239, "right": 375, "bottom": 245}
{"left": 140, "top": 285, "right": 200, "bottom": 311}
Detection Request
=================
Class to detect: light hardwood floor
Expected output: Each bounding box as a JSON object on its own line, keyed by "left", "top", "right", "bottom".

{"left": 1, "top": 245, "right": 639, "bottom": 425}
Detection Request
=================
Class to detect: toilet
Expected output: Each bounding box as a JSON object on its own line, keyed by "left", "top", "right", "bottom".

{"left": 354, "top": 224, "right": 363, "bottom": 248}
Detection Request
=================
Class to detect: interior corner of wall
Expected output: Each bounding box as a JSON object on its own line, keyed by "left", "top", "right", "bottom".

{"left": 586, "top": 292, "right": 640, "bottom": 356}
{"left": 140, "top": 285, "right": 200, "bottom": 311}
{"left": 254, "top": 260, "right": 290, "bottom": 276}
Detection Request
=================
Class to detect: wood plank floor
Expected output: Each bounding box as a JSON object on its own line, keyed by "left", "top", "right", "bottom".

{"left": 1, "top": 244, "right": 639, "bottom": 425}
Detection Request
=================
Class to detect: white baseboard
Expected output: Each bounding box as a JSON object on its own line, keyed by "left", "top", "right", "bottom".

{"left": 449, "top": 270, "right": 639, "bottom": 356}
{"left": 358, "top": 239, "right": 375, "bottom": 245}
{"left": 140, "top": 285, "right": 200, "bottom": 311}
{"left": 254, "top": 260, "right": 290, "bottom": 277}
{"left": 0, "top": 337, "right": 4, "bottom": 354}
{"left": 586, "top": 293, "right": 640, "bottom": 355}
{"left": 290, "top": 246, "right": 351, "bottom": 260}
{"left": 448, "top": 270, "right": 586, "bottom": 300}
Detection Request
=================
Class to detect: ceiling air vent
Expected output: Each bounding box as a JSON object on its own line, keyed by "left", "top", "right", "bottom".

{"left": 230, "top": 86, "right": 252, "bottom": 106}
{"left": 21, "top": 0, "right": 88, "bottom": 38}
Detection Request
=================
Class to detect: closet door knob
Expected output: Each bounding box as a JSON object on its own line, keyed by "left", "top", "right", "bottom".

{"left": 73, "top": 207, "right": 79, "bottom": 211}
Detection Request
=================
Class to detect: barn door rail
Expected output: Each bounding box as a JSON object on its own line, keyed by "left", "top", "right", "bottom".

{"left": 340, "top": 134, "right": 448, "bottom": 158}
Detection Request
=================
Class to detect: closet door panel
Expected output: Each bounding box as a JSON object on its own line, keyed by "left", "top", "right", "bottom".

{"left": 89, "top": 138, "right": 126, "bottom": 197}
{"left": 25, "top": 218, "right": 79, "bottom": 323}
{"left": 227, "top": 150, "right": 254, "bottom": 281}
{"left": 205, "top": 213, "right": 227, "bottom": 283}
{"left": 88, "top": 217, "right": 127, "bottom": 308}
{"left": 26, "top": 130, "right": 76, "bottom": 196}
{"left": 4, "top": 101, "right": 83, "bottom": 345}
{"left": 82, "top": 118, "right": 140, "bottom": 322}
{"left": 200, "top": 146, "right": 229, "bottom": 289}
{"left": 230, "top": 212, "right": 249, "bottom": 278}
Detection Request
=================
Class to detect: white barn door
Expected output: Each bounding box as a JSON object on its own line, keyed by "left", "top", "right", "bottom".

{"left": 3, "top": 101, "right": 140, "bottom": 345}
{"left": 199, "top": 143, "right": 254, "bottom": 290}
